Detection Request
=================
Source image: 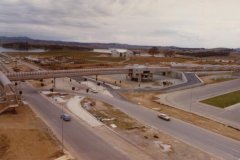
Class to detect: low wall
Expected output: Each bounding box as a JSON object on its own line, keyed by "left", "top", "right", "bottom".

{"left": 163, "top": 81, "right": 204, "bottom": 93}
{"left": 232, "top": 71, "right": 240, "bottom": 76}
{"left": 195, "top": 71, "right": 233, "bottom": 76}
{"left": 162, "top": 73, "right": 204, "bottom": 93}
{"left": 165, "top": 71, "right": 187, "bottom": 82}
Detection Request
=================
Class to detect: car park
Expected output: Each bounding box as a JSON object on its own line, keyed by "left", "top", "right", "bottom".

{"left": 158, "top": 113, "right": 171, "bottom": 121}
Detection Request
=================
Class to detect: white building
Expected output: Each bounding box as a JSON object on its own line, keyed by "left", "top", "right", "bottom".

{"left": 93, "top": 49, "right": 112, "bottom": 54}
{"left": 93, "top": 48, "right": 133, "bottom": 57}
{"left": 110, "top": 48, "right": 133, "bottom": 57}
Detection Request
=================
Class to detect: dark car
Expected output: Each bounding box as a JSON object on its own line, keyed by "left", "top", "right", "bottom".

{"left": 158, "top": 113, "right": 171, "bottom": 121}
{"left": 60, "top": 114, "right": 71, "bottom": 121}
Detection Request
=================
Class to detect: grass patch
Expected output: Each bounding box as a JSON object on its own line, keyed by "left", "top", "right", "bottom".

{"left": 201, "top": 90, "right": 240, "bottom": 108}
{"left": 38, "top": 49, "right": 96, "bottom": 58}
{"left": 126, "top": 57, "right": 192, "bottom": 64}
{"left": 32, "top": 49, "right": 125, "bottom": 63}
{"left": 33, "top": 50, "right": 124, "bottom": 62}
{"left": 211, "top": 78, "right": 235, "bottom": 83}
{"left": 87, "top": 56, "right": 125, "bottom": 62}
{"left": 24, "top": 49, "right": 126, "bottom": 69}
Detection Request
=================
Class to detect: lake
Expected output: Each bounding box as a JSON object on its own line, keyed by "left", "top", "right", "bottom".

{"left": 0, "top": 46, "right": 45, "bottom": 53}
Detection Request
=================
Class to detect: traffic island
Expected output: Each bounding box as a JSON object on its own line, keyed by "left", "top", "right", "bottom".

{"left": 201, "top": 90, "right": 240, "bottom": 108}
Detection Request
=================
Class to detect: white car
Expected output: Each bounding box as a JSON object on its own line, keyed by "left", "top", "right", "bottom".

{"left": 90, "top": 89, "right": 98, "bottom": 93}
{"left": 158, "top": 113, "right": 171, "bottom": 121}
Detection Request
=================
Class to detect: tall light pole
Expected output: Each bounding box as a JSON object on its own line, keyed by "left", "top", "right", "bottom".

{"left": 61, "top": 104, "right": 64, "bottom": 153}
{"left": 190, "top": 88, "right": 193, "bottom": 118}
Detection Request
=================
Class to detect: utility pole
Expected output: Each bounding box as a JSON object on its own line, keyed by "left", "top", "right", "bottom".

{"left": 61, "top": 104, "right": 64, "bottom": 153}
{"left": 190, "top": 88, "right": 193, "bottom": 118}
{"left": 53, "top": 77, "right": 56, "bottom": 89}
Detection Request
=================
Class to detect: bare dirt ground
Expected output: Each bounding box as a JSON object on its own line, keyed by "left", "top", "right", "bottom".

{"left": 121, "top": 92, "right": 240, "bottom": 141}
{"left": 0, "top": 104, "right": 63, "bottom": 160}
{"left": 7, "top": 62, "right": 34, "bottom": 72}
{"left": 200, "top": 76, "right": 236, "bottom": 84}
{"left": 125, "top": 57, "right": 192, "bottom": 65}
{"left": 28, "top": 79, "right": 54, "bottom": 88}
{"left": 85, "top": 100, "right": 218, "bottom": 160}
{"left": 97, "top": 75, "right": 135, "bottom": 88}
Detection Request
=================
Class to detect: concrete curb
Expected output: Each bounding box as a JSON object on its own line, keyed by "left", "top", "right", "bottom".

{"left": 195, "top": 73, "right": 205, "bottom": 84}
{"left": 66, "top": 96, "right": 103, "bottom": 127}
{"left": 157, "top": 91, "right": 240, "bottom": 130}
{"left": 23, "top": 95, "right": 77, "bottom": 160}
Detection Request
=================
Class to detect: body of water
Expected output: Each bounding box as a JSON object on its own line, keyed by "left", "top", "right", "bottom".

{"left": 0, "top": 46, "right": 45, "bottom": 53}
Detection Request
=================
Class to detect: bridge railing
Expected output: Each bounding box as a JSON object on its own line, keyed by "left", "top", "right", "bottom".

{"left": 6, "top": 68, "right": 130, "bottom": 81}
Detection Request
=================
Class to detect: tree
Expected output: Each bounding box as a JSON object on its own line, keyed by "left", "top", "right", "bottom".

{"left": 164, "top": 50, "right": 175, "bottom": 57}
{"left": 148, "top": 47, "right": 159, "bottom": 57}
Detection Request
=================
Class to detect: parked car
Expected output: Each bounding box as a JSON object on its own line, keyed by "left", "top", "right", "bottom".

{"left": 158, "top": 113, "right": 171, "bottom": 121}
{"left": 60, "top": 113, "right": 71, "bottom": 121}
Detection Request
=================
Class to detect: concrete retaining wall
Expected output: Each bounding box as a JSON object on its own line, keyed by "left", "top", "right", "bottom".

{"left": 163, "top": 81, "right": 204, "bottom": 93}
{"left": 163, "top": 73, "right": 204, "bottom": 93}
{"left": 195, "top": 71, "right": 233, "bottom": 76}
{"left": 232, "top": 71, "right": 240, "bottom": 76}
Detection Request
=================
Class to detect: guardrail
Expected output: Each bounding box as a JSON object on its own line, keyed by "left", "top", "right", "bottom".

{"left": 5, "top": 67, "right": 171, "bottom": 81}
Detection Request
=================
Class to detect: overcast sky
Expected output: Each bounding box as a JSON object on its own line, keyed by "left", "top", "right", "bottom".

{"left": 1, "top": 0, "right": 240, "bottom": 48}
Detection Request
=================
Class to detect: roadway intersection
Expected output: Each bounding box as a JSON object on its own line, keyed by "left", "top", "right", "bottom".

{"left": 157, "top": 79, "right": 240, "bottom": 129}
{"left": 1, "top": 57, "right": 240, "bottom": 160}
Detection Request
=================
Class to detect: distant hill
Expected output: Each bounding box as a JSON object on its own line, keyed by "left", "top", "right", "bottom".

{"left": 0, "top": 36, "right": 32, "bottom": 42}
{"left": 0, "top": 36, "right": 150, "bottom": 50}
{"left": 0, "top": 36, "right": 237, "bottom": 56}
{"left": 234, "top": 48, "right": 240, "bottom": 52}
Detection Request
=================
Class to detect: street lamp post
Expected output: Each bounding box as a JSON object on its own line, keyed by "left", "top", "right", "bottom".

{"left": 61, "top": 104, "right": 64, "bottom": 153}
{"left": 190, "top": 88, "right": 193, "bottom": 118}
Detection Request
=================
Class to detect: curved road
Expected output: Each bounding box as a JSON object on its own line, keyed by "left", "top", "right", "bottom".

{"left": 159, "top": 79, "right": 240, "bottom": 129}
{"left": 81, "top": 91, "right": 240, "bottom": 160}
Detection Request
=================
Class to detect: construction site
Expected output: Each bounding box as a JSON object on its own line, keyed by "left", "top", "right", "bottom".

{"left": 0, "top": 49, "right": 240, "bottom": 160}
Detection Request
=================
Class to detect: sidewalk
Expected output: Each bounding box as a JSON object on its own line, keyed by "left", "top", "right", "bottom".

{"left": 66, "top": 95, "right": 103, "bottom": 127}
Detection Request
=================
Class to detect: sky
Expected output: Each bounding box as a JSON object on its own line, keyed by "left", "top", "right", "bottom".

{"left": 1, "top": 0, "right": 240, "bottom": 48}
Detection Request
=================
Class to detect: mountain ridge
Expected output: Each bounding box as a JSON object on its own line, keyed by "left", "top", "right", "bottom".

{"left": 0, "top": 36, "right": 236, "bottom": 52}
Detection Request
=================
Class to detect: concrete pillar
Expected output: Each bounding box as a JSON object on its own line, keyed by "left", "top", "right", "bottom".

{"left": 138, "top": 74, "right": 142, "bottom": 82}
{"left": 53, "top": 78, "right": 56, "bottom": 88}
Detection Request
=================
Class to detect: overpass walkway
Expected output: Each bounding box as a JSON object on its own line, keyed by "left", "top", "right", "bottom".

{"left": 5, "top": 67, "right": 170, "bottom": 81}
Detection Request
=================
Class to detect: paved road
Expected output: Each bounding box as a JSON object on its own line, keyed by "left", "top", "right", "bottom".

{"left": 158, "top": 79, "right": 240, "bottom": 129}
{"left": 117, "top": 73, "right": 203, "bottom": 93}
{"left": 21, "top": 83, "right": 129, "bottom": 160}
{"left": 80, "top": 92, "right": 240, "bottom": 160}
{"left": 159, "top": 72, "right": 203, "bottom": 92}
{"left": 8, "top": 58, "right": 240, "bottom": 159}
{"left": 73, "top": 76, "right": 125, "bottom": 100}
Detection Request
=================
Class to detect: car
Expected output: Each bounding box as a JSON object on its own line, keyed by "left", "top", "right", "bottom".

{"left": 158, "top": 113, "right": 171, "bottom": 121}
{"left": 90, "top": 89, "right": 98, "bottom": 93}
{"left": 60, "top": 113, "right": 71, "bottom": 121}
